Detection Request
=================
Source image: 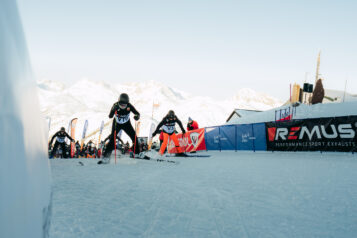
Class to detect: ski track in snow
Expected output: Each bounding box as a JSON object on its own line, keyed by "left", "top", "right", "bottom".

{"left": 50, "top": 152, "right": 357, "bottom": 238}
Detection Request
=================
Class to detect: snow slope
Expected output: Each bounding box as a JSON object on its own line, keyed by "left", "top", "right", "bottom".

{"left": 38, "top": 79, "right": 282, "bottom": 143}
{"left": 50, "top": 152, "right": 357, "bottom": 238}
{"left": 227, "top": 88, "right": 283, "bottom": 111}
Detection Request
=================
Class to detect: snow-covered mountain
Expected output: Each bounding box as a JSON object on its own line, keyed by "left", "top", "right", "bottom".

{"left": 227, "top": 88, "right": 283, "bottom": 111}
{"left": 38, "top": 79, "right": 283, "bottom": 143}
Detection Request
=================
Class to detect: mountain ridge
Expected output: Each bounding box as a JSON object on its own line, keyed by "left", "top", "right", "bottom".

{"left": 38, "top": 79, "right": 283, "bottom": 142}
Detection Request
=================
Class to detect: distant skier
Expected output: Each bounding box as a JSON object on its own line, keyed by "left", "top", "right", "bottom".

{"left": 103, "top": 133, "right": 125, "bottom": 155}
{"left": 152, "top": 110, "right": 186, "bottom": 156}
{"left": 102, "top": 93, "right": 140, "bottom": 158}
{"left": 86, "top": 140, "right": 94, "bottom": 150}
{"left": 187, "top": 117, "right": 199, "bottom": 131}
{"left": 86, "top": 140, "right": 96, "bottom": 158}
{"left": 49, "top": 127, "right": 74, "bottom": 158}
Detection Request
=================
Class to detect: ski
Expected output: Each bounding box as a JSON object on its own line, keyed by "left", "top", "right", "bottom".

{"left": 97, "top": 153, "right": 179, "bottom": 164}
{"left": 136, "top": 156, "right": 179, "bottom": 164}
{"left": 165, "top": 154, "right": 211, "bottom": 158}
{"left": 135, "top": 152, "right": 179, "bottom": 164}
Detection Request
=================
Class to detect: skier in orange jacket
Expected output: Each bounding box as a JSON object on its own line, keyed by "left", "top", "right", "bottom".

{"left": 152, "top": 110, "right": 187, "bottom": 156}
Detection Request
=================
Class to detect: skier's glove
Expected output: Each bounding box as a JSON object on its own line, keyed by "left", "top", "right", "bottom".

{"left": 152, "top": 131, "right": 157, "bottom": 138}
{"left": 134, "top": 114, "right": 140, "bottom": 121}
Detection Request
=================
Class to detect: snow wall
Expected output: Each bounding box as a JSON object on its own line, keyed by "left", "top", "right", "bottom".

{"left": 0, "top": 1, "right": 52, "bottom": 238}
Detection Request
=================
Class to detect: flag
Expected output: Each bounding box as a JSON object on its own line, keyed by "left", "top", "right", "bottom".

{"left": 80, "top": 120, "right": 88, "bottom": 150}
{"left": 70, "top": 118, "right": 78, "bottom": 158}
{"left": 65, "top": 120, "right": 71, "bottom": 143}
{"left": 148, "top": 122, "right": 156, "bottom": 150}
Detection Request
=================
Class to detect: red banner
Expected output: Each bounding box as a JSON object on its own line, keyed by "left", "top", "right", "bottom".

{"left": 168, "top": 128, "right": 207, "bottom": 153}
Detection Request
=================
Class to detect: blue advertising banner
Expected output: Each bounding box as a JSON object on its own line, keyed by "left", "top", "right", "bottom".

{"left": 220, "top": 125, "right": 236, "bottom": 150}
{"left": 236, "top": 124, "right": 254, "bottom": 150}
{"left": 205, "top": 127, "right": 220, "bottom": 150}
{"left": 252, "top": 123, "right": 267, "bottom": 151}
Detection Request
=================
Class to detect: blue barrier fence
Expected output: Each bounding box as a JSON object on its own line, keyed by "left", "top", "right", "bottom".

{"left": 205, "top": 123, "right": 267, "bottom": 151}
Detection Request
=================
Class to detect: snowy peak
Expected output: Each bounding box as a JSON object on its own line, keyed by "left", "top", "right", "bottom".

{"left": 228, "top": 88, "right": 283, "bottom": 110}
{"left": 120, "top": 80, "right": 187, "bottom": 102}
{"left": 37, "top": 79, "right": 66, "bottom": 91}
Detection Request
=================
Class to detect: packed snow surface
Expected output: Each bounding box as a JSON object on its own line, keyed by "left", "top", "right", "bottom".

{"left": 50, "top": 151, "right": 357, "bottom": 238}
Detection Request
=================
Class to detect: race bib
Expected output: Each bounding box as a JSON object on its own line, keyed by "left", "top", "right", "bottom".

{"left": 115, "top": 114, "right": 130, "bottom": 124}
{"left": 56, "top": 137, "right": 65, "bottom": 143}
{"left": 163, "top": 125, "right": 175, "bottom": 134}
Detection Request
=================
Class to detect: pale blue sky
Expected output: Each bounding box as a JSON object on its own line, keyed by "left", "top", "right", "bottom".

{"left": 17, "top": 0, "right": 357, "bottom": 100}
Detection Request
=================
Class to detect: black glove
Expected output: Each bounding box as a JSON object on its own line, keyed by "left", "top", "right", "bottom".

{"left": 152, "top": 131, "right": 157, "bottom": 138}
{"left": 182, "top": 129, "right": 186, "bottom": 134}
{"left": 134, "top": 114, "right": 140, "bottom": 121}
{"left": 71, "top": 139, "right": 75, "bottom": 143}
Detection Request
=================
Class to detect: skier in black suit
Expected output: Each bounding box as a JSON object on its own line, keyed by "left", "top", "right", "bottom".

{"left": 49, "top": 127, "right": 74, "bottom": 158}
{"left": 102, "top": 93, "right": 140, "bottom": 158}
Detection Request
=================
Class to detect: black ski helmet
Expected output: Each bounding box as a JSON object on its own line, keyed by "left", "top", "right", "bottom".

{"left": 119, "top": 93, "right": 129, "bottom": 104}
{"left": 60, "top": 127, "right": 65, "bottom": 131}
{"left": 168, "top": 110, "right": 175, "bottom": 118}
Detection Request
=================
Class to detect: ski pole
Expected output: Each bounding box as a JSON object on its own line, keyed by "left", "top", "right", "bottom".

{"left": 114, "top": 111, "right": 117, "bottom": 164}
{"left": 133, "top": 121, "right": 137, "bottom": 158}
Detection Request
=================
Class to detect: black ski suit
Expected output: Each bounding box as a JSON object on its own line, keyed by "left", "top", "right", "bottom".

{"left": 104, "top": 134, "right": 124, "bottom": 145}
{"left": 103, "top": 102, "right": 140, "bottom": 157}
{"left": 49, "top": 131, "right": 73, "bottom": 158}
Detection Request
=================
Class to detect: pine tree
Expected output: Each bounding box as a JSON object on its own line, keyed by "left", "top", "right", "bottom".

{"left": 311, "top": 79, "right": 325, "bottom": 104}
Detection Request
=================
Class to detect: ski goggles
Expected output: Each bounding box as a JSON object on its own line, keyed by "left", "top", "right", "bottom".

{"left": 119, "top": 103, "right": 127, "bottom": 109}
